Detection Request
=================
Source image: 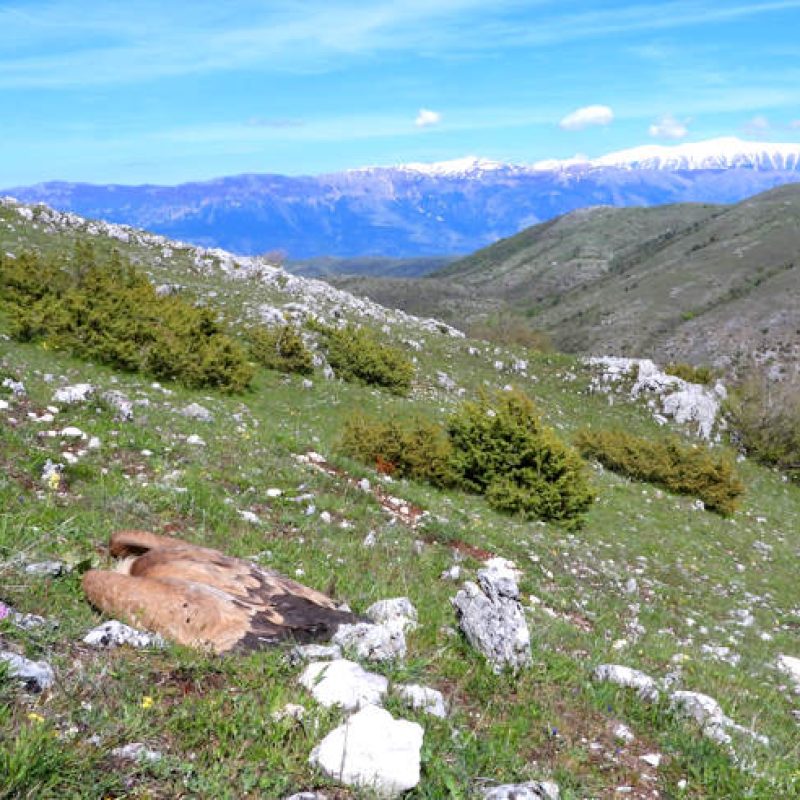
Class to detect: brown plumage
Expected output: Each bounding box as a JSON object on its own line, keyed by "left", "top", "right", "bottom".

{"left": 82, "top": 530, "right": 357, "bottom": 653}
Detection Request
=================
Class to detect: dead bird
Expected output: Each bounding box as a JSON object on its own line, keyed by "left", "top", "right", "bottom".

{"left": 83, "top": 530, "right": 357, "bottom": 653}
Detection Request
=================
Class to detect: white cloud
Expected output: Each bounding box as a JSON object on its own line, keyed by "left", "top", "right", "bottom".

{"left": 559, "top": 104, "right": 614, "bottom": 131}
{"left": 790, "top": 119, "right": 800, "bottom": 129}
{"left": 742, "top": 114, "right": 771, "bottom": 135}
{"left": 648, "top": 113, "right": 689, "bottom": 139}
{"left": 415, "top": 108, "right": 442, "bottom": 127}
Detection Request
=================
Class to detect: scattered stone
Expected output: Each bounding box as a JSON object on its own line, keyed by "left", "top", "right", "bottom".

{"left": 186, "top": 434, "right": 206, "bottom": 446}
{"left": 283, "top": 794, "right": 328, "bottom": 800}
{"left": 0, "top": 651, "right": 55, "bottom": 692}
{"left": 3, "top": 377, "right": 26, "bottom": 397}
{"left": 309, "top": 705, "right": 423, "bottom": 799}
{"left": 53, "top": 383, "right": 94, "bottom": 404}
{"left": 111, "top": 742, "right": 163, "bottom": 763}
{"left": 332, "top": 621, "right": 406, "bottom": 662}
{"left": 365, "top": 597, "right": 418, "bottom": 632}
{"left": 776, "top": 654, "right": 800, "bottom": 690}
{"left": 440, "top": 565, "right": 461, "bottom": 581}
{"left": 613, "top": 723, "right": 635, "bottom": 744}
{"left": 288, "top": 643, "right": 342, "bottom": 665}
{"left": 593, "top": 665, "right": 660, "bottom": 703}
{"left": 83, "top": 620, "right": 165, "bottom": 649}
{"left": 481, "top": 781, "right": 560, "bottom": 799}
{"left": 640, "top": 753, "right": 662, "bottom": 768}
{"left": 101, "top": 390, "right": 134, "bottom": 420}
{"left": 299, "top": 659, "right": 388, "bottom": 710}
{"left": 272, "top": 703, "right": 306, "bottom": 722}
{"left": 266, "top": 487, "right": 283, "bottom": 498}
{"left": 181, "top": 403, "right": 214, "bottom": 422}
{"left": 452, "top": 561, "right": 531, "bottom": 673}
{"left": 24, "top": 560, "right": 67, "bottom": 578}
{"left": 362, "top": 531, "right": 377, "bottom": 547}
{"left": 669, "top": 691, "right": 768, "bottom": 746}
{"left": 395, "top": 683, "right": 447, "bottom": 718}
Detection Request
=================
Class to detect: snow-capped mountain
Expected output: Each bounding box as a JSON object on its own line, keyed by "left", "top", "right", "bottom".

{"left": 6, "top": 138, "right": 800, "bottom": 260}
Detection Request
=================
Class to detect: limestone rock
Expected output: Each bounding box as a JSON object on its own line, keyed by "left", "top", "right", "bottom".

{"left": 101, "top": 390, "right": 134, "bottom": 421}
{"left": 395, "top": 683, "right": 447, "bottom": 718}
{"left": 593, "top": 664, "right": 660, "bottom": 703}
{"left": 24, "top": 560, "right": 67, "bottom": 578}
{"left": 53, "top": 383, "right": 94, "bottom": 404}
{"left": 777, "top": 654, "right": 800, "bottom": 690}
{"left": 83, "top": 620, "right": 165, "bottom": 649}
{"left": 332, "top": 621, "right": 406, "bottom": 662}
{"left": 482, "top": 781, "right": 560, "bottom": 799}
{"left": 0, "top": 651, "right": 55, "bottom": 692}
{"left": 299, "top": 659, "right": 388, "bottom": 710}
{"left": 111, "top": 742, "right": 163, "bottom": 763}
{"left": 181, "top": 403, "right": 214, "bottom": 422}
{"left": 669, "top": 690, "right": 769, "bottom": 746}
{"left": 452, "top": 562, "right": 531, "bottom": 673}
{"left": 365, "top": 597, "right": 418, "bottom": 631}
{"left": 309, "top": 705, "right": 423, "bottom": 798}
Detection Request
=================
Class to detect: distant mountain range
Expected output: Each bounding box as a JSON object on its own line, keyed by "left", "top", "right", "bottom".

{"left": 332, "top": 183, "right": 800, "bottom": 370}
{"left": 5, "top": 138, "right": 800, "bottom": 260}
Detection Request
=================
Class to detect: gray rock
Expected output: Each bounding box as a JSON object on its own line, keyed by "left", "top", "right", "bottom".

{"left": 332, "top": 621, "right": 406, "bottom": 662}
{"left": 101, "top": 390, "right": 134, "bottom": 421}
{"left": 111, "top": 742, "right": 163, "bottom": 763}
{"left": 0, "top": 651, "right": 55, "bottom": 692}
{"left": 777, "top": 654, "right": 800, "bottom": 690}
{"left": 593, "top": 664, "right": 660, "bottom": 703}
{"left": 365, "top": 597, "right": 418, "bottom": 632}
{"left": 52, "top": 383, "right": 94, "bottom": 404}
{"left": 283, "top": 794, "right": 328, "bottom": 800}
{"left": 299, "top": 659, "right": 388, "bottom": 710}
{"left": 482, "top": 781, "right": 560, "bottom": 800}
{"left": 288, "top": 643, "right": 342, "bottom": 665}
{"left": 181, "top": 403, "right": 214, "bottom": 422}
{"left": 24, "top": 560, "right": 67, "bottom": 578}
{"left": 669, "top": 690, "right": 769, "bottom": 746}
{"left": 452, "top": 562, "right": 531, "bottom": 673}
{"left": 83, "top": 620, "right": 165, "bottom": 649}
{"left": 309, "top": 704, "right": 423, "bottom": 798}
{"left": 2, "top": 377, "right": 26, "bottom": 397}
{"left": 394, "top": 683, "right": 447, "bottom": 718}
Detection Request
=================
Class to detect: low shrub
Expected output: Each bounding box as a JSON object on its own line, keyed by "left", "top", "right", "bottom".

{"left": 321, "top": 323, "right": 414, "bottom": 395}
{"left": 447, "top": 389, "right": 593, "bottom": 522}
{"left": 0, "top": 246, "right": 253, "bottom": 392}
{"left": 467, "top": 318, "right": 553, "bottom": 352}
{"left": 725, "top": 368, "right": 800, "bottom": 483}
{"left": 575, "top": 428, "right": 744, "bottom": 514}
{"left": 339, "top": 414, "right": 455, "bottom": 486}
{"left": 340, "top": 389, "right": 594, "bottom": 524}
{"left": 247, "top": 324, "right": 314, "bottom": 375}
{"left": 665, "top": 362, "right": 715, "bottom": 385}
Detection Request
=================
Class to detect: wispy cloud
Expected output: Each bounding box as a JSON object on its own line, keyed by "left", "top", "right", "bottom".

{"left": 649, "top": 113, "right": 689, "bottom": 139}
{"left": 742, "top": 114, "right": 771, "bottom": 135}
{"left": 559, "top": 105, "right": 614, "bottom": 131}
{"left": 415, "top": 108, "right": 442, "bottom": 127}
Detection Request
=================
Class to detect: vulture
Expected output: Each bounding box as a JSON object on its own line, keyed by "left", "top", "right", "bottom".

{"left": 82, "top": 530, "right": 357, "bottom": 654}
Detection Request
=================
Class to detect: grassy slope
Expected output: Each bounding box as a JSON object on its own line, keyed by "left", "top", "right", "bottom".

{"left": 0, "top": 204, "right": 798, "bottom": 799}
{"left": 332, "top": 185, "right": 800, "bottom": 370}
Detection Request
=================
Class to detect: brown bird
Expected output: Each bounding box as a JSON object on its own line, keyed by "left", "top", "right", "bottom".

{"left": 82, "top": 530, "right": 357, "bottom": 654}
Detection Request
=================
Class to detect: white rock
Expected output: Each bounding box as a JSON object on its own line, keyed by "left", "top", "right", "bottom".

{"left": 669, "top": 690, "right": 769, "bottom": 746}
{"left": 0, "top": 651, "right": 55, "bottom": 692}
{"left": 362, "top": 531, "right": 377, "bottom": 547}
{"left": 289, "top": 643, "right": 342, "bottom": 664}
{"left": 271, "top": 703, "right": 306, "bottom": 722}
{"left": 60, "top": 426, "right": 85, "bottom": 439}
{"left": 395, "top": 683, "right": 447, "bottom": 718}
{"left": 0, "top": 399, "right": 8, "bottom": 410}
{"left": 776, "top": 654, "right": 800, "bottom": 689}
{"left": 452, "top": 564, "right": 531, "bottom": 673}
{"left": 593, "top": 665, "right": 660, "bottom": 703}
{"left": 2, "top": 378, "right": 26, "bottom": 397}
{"left": 332, "top": 621, "right": 406, "bottom": 662}
{"left": 266, "top": 488, "right": 283, "bottom": 498}
{"left": 299, "top": 659, "right": 388, "bottom": 710}
{"left": 238, "top": 510, "right": 260, "bottom": 524}
{"left": 111, "top": 742, "right": 163, "bottom": 763}
{"left": 309, "top": 705, "right": 423, "bottom": 798}
{"left": 53, "top": 383, "right": 94, "bottom": 404}
{"left": 83, "top": 620, "right": 165, "bottom": 649}
{"left": 24, "top": 560, "right": 66, "bottom": 578}
{"left": 186, "top": 434, "right": 206, "bottom": 446}
{"left": 613, "top": 723, "right": 635, "bottom": 743}
{"left": 482, "top": 781, "right": 560, "bottom": 799}
{"left": 101, "top": 390, "right": 134, "bottom": 420}
{"left": 181, "top": 403, "right": 214, "bottom": 422}
{"left": 640, "top": 753, "right": 662, "bottom": 768}
{"left": 440, "top": 565, "right": 461, "bottom": 581}
{"left": 365, "top": 597, "right": 418, "bottom": 632}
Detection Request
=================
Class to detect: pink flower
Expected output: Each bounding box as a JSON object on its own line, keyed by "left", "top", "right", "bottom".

{"left": 0, "top": 602, "right": 9, "bottom": 621}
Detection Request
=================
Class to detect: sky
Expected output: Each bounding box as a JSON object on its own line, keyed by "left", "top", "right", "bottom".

{"left": 2, "top": 0, "right": 800, "bottom": 185}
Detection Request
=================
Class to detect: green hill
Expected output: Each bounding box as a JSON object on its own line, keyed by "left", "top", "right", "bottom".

{"left": 0, "top": 198, "right": 798, "bottom": 798}
{"left": 332, "top": 185, "right": 800, "bottom": 371}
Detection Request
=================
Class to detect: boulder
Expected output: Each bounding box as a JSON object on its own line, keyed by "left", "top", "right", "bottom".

{"left": 365, "top": 597, "right": 418, "bottom": 632}
{"left": 0, "top": 651, "right": 55, "bottom": 692}
{"left": 332, "top": 621, "right": 406, "bottom": 662}
{"left": 593, "top": 664, "right": 660, "bottom": 703}
{"left": 181, "top": 403, "right": 214, "bottom": 422}
{"left": 52, "top": 383, "right": 94, "bottom": 404}
{"left": 452, "top": 562, "right": 531, "bottom": 673}
{"left": 669, "top": 690, "right": 769, "bottom": 746}
{"left": 299, "top": 659, "right": 388, "bottom": 710}
{"left": 309, "top": 705, "right": 423, "bottom": 798}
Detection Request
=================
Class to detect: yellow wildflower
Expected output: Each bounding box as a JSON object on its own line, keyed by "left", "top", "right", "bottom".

{"left": 140, "top": 695, "right": 154, "bottom": 709}
{"left": 27, "top": 712, "right": 45, "bottom": 724}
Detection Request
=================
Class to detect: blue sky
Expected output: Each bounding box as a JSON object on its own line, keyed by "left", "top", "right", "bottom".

{"left": 2, "top": 0, "right": 800, "bottom": 185}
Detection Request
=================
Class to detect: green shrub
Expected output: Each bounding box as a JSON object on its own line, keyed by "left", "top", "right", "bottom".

{"left": 665, "top": 362, "right": 715, "bottom": 385}
{"left": 0, "top": 247, "right": 253, "bottom": 392}
{"left": 339, "top": 413, "right": 455, "bottom": 486}
{"left": 321, "top": 323, "right": 414, "bottom": 395}
{"left": 575, "top": 428, "right": 744, "bottom": 514}
{"left": 247, "top": 324, "right": 314, "bottom": 375}
{"left": 446, "top": 389, "right": 594, "bottom": 522}
{"left": 725, "top": 368, "right": 800, "bottom": 483}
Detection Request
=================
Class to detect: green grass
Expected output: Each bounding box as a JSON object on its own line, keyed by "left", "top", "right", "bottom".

{"left": 0, "top": 204, "right": 798, "bottom": 798}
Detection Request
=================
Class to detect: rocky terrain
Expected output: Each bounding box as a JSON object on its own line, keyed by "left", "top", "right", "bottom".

{"left": 1, "top": 200, "right": 798, "bottom": 798}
